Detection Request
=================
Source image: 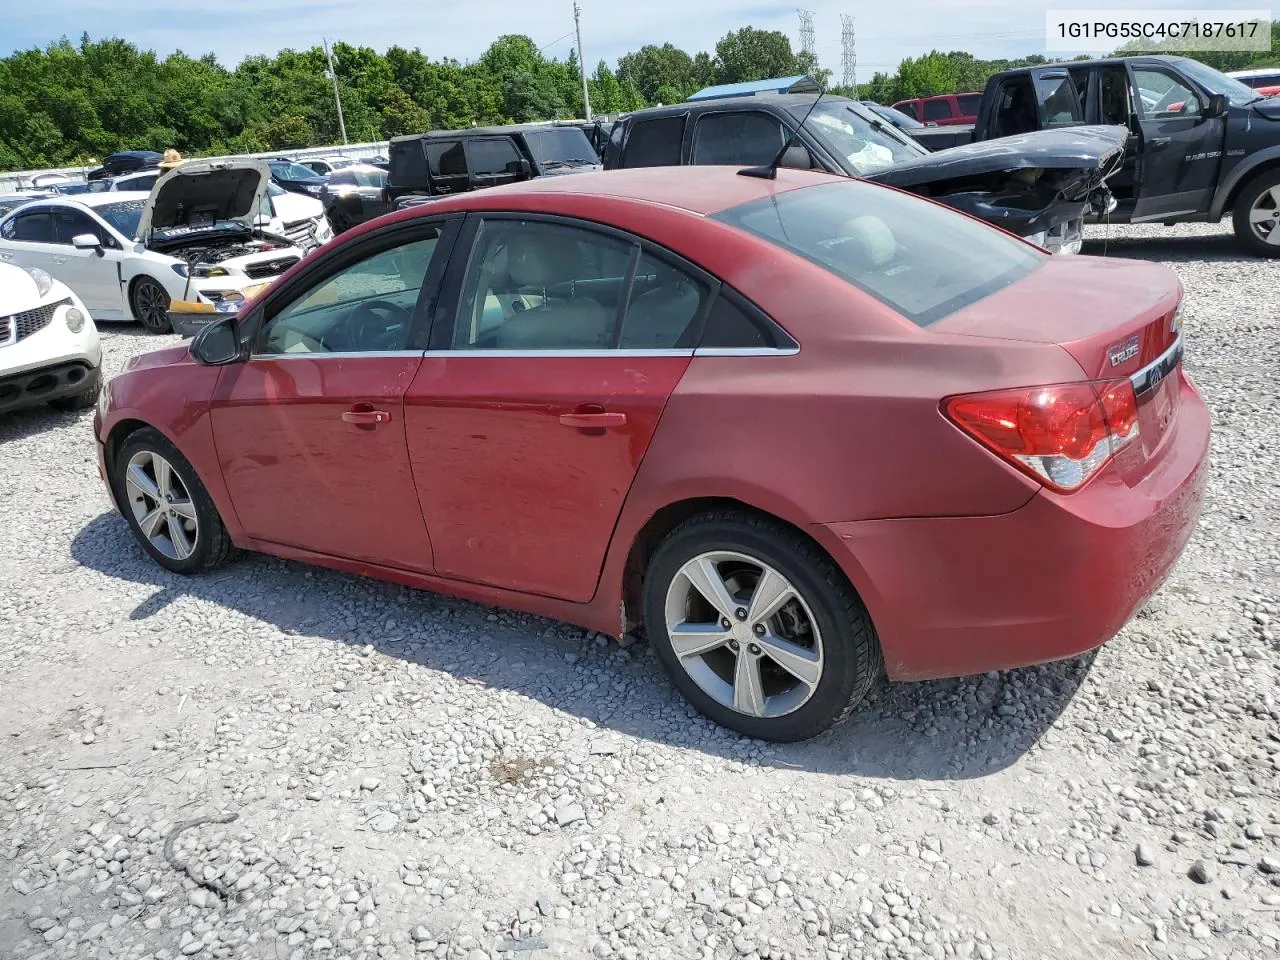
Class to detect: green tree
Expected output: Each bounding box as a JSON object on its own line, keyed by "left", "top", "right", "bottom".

{"left": 713, "top": 27, "right": 803, "bottom": 85}
{"left": 618, "top": 43, "right": 694, "bottom": 102}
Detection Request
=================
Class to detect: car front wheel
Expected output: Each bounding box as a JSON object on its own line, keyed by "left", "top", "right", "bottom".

{"left": 112, "top": 427, "right": 234, "bottom": 573}
{"left": 130, "top": 277, "right": 173, "bottom": 333}
{"left": 643, "top": 510, "right": 882, "bottom": 742}
{"left": 1232, "top": 169, "right": 1280, "bottom": 257}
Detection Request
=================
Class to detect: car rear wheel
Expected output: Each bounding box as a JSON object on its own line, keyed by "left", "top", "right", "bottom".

{"left": 130, "top": 277, "right": 172, "bottom": 333}
{"left": 49, "top": 369, "right": 101, "bottom": 412}
{"left": 643, "top": 510, "right": 882, "bottom": 741}
{"left": 1232, "top": 168, "right": 1280, "bottom": 257}
{"left": 113, "top": 427, "right": 234, "bottom": 574}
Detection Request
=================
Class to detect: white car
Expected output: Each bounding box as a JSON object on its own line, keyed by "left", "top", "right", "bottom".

{"left": 0, "top": 262, "right": 101, "bottom": 415}
{"left": 111, "top": 170, "right": 333, "bottom": 255}
{"left": 0, "top": 159, "right": 304, "bottom": 333}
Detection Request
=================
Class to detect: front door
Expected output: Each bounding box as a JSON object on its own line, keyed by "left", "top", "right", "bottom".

{"left": 1128, "top": 64, "right": 1227, "bottom": 220}
{"left": 210, "top": 221, "right": 457, "bottom": 571}
{"left": 406, "top": 215, "right": 711, "bottom": 602}
{"left": 49, "top": 207, "right": 130, "bottom": 318}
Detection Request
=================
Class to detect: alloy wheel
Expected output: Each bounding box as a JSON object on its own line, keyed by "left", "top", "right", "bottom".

{"left": 124, "top": 450, "right": 199, "bottom": 561}
{"left": 1248, "top": 185, "right": 1280, "bottom": 245}
{"left": 663, "top": 551, "right": 824, "bottom": 719}
{"left": 135, "top": 280, "right": 170, "bottom": 331}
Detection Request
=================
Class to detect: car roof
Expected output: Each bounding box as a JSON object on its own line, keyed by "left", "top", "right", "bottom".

{"left": 75, "top": 191, "right": 151, "bottom": 207}
{"left": 988, "top": 54, "right": 1185, "bottom": 79}
{"left": 391, "top": 123, "right": 593, "bottom": 143}
{"left": 620, "top": 94, "right": 852, "bottom": 123}
{"left": 414, "top": 166, "right": 844, "bottom": 218}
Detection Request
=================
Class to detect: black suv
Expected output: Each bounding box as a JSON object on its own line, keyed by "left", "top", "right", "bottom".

{"left": 86, "top": 151, "right": 163, "bottom": 181}
{"left": 388, "top": 124, "right": 600, "bottom": 206}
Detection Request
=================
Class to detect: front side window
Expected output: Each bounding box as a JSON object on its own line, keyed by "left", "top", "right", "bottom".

{"left": 621, "top": 116, "right": 686, "bottom": 168}
{"left": 1133, "top": 68, "right": 1201, "bottom": 119}
{"left": 715, "top": 180, "right": 1045, "bottom": 327}
{"left": 957, "top": 94, "right": 982, "bottom": 115}
{"left": 467, "top": 138, "right": 522, "bottom": 177}
{"left": 452, "top": 219, "right": 708, "bottom": 351}
{"left": 52, "top": 209, "right": 108, "bottom": 245}
{"left": 1035, "top": 74, "right": 1084, "bottom": 125}
{"left": 692, "top": 112, "right": 788, "bottom": 166}
{"left": 895, "top": 101, "right": 919, "bottom": 120}
{"left": 259, "top": 232, "right": 440, "bottom": 355}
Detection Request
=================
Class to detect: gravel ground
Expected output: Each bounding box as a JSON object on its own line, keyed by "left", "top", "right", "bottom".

{"left": 1, "top": 219, "right": 1277, "bottom": 960}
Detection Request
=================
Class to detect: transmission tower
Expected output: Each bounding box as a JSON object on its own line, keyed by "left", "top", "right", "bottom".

{"left": 797, "top": 9, "right": 817, "bottom": 70}
{"left": 840, "top": 15, "right": 857, "bottom": 96}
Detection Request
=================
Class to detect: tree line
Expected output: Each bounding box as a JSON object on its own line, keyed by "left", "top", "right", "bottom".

{"left": 2, "top": 22, "right": 1277, "bottom": 173}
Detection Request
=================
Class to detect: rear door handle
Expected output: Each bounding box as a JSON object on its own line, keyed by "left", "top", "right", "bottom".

{"left": 342, "top": 405, "right": 392, "bottom": 425}
{"left": 559, "top": 411, "right": 627, "bottom": 429}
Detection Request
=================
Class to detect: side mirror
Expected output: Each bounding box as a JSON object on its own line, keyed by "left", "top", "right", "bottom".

{"left": 189, "top": 316, "right": 243, "bottom": 365}
{"left": 779, "top": 144, "right": 813, "bottom": 170}
{"left": 1204, "top": 93, "right": 1227, "bottom": 119}
{"left": 72, "top": 233, "right": 103, "bottom": 255}
{"left": 505, "top": 159, "right": 533, "bottom": 177}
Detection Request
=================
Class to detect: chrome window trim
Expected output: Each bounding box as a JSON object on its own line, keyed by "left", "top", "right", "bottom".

{"left": 1129, "top": 335, "right": 1183, "bottom": 397}
{"left": 244, "top": 346, "right": 801, "bottom": 361}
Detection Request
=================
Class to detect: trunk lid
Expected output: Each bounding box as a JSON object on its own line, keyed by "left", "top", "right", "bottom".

{"left": 937, "top": 254, "right": 1185, "bottom": 481}
{"left": 138, "top": 158, "right": 271, "bottom": 243}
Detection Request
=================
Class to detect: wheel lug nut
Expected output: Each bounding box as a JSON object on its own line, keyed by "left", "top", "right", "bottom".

{"left": 753, "top": 624, "right": 765, "bottom": 636}
{"left": 748, "top": 643, "right": 761, "bottom": 656}
{"left": 720, "top": 618, "right": 731, "bottom": 629}
{"left": 729, "top": 640, "right": 740, "bottom": 651}
{"left": 734, "top": 607, "right": 747, "bottom": 621}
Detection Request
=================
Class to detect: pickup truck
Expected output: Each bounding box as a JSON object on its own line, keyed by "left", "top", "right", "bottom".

{"left": 891, "top": 93, "right": 982, "bottom": 126}
{"left": 899, "top": 55, "right": 1280, "bottom": 255}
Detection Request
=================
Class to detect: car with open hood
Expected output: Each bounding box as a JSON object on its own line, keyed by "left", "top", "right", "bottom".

{"left": 603, "top": 94, "right": 1122, "bottom": 255}
{"left": 0, "top": 158, "right": 304, "bottom": 333}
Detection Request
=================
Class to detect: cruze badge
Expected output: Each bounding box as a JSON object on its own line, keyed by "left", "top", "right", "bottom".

{"left": 1108, "top": 334, "right": 1141, "bottom": 367}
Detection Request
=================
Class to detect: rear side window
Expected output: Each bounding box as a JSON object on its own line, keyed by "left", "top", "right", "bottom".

{"left": 330, "top": 170, "right": 356, "bottom": 186}
{"left": 715, "top": 180, "right": 1045, "bottom": 327}
{"left": 10, "top": 211, "right": 55, "bottom": 243}
{"left": 622, "top": 116, "right": 686, "bottom": 167}
{"left": 427, "top": 141, "right": 468, "bottom": 178}
{"left": 894, "top": 102, "right": 918, "bottom": 119}
{"left": 692, "top": 112, "right": 788, "bottom": 165}
{"left": 922, "top": 99, "right": 952, "bottom": 122}
{"left": 391, "top": 141, "right": 427, "bottom": 187}
{"left": 699, "top": 288, "right": 795, "bottom": 350}
{"left": 957, "top": 94, "right": 982, "bottom": 115}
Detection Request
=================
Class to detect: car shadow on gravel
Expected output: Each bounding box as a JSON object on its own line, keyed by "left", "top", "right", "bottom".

{"left": 71, "top": 511, "right": 1095, "bottom": 782}
{"left": 0, "top": 404, "right": 89, "bottom": 444}
{"left": 1084, "top": 232, "right": 1246, "bottom": 263}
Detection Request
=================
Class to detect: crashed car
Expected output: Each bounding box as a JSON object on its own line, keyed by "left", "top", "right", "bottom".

{"left": 604, "top": 94, "right": 1123, "bottom": 254}
{"left": 0, "top": 159, "right": 303, "bottom": 333}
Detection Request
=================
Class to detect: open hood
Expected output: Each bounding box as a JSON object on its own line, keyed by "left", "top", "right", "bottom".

{"left": 866, "top": 125, "right": 1128, "bottom": 190}
{"left": 137, "top": 158, "right": 271, "bottom": 240}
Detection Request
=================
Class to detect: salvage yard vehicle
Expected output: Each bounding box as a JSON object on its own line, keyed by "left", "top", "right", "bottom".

{"left": 891, "top": 92, "right": 982, "bottom": 126}
{"left": 388, "top": 123, "right": 601, "bottom": 206}
{"left": 896, "top": 56, "right": 1280, "bottom": 255}
{"left": 604, "top": 94, "right": 1123, "bottom": 254}
{"left": 94, "top": 166, "right": 1208, "bottom": 742}
{"left": 267, "top": 159, "right": 328, "bottom": 197}
{"left": 321, "top": 164, "right": 392, "bottom": 233}
{"left": 86, "top": 150, "right": 162, "bottom": 181}
{"left": 0, "top": 159, "right": 304, "bottom": 332}
{"left": 0, "top": 262, "right": 101, "bottom": 414}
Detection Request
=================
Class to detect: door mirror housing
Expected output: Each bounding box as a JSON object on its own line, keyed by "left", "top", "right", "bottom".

{"left": 189, "top": 316, "right": 244, "bottom": 365}
{"left": 72, "top": 233, "right": 103, "bottom": 255}
{"left": 1204, "top": 93, "right": 1227, "bottom": 119}
{"left": 779, "top": 144, "right": 814, "bottom": 170}
{"left": 505, "top": 158, "right": 533, "bottom": 177}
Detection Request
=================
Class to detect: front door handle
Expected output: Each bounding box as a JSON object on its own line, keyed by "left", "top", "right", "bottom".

{"left": 342, "top": 404, "right": 391, "bottom": 425}
{"left": 559, "top": 410, "right": 627, "bottom": 429}
{"left": 1148, "top": 136, "right": 1171, "bottom": 146}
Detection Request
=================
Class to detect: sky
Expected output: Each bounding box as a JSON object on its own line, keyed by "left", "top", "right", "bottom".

{"left": 1, "top": 0, "right": 1245, "bottom": 77}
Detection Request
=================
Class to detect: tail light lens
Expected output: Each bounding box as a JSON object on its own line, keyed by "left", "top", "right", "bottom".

{"left": 944, "top": 379, "right": 1139, "bottom": 492}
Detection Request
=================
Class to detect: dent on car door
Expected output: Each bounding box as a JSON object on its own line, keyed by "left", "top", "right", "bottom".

{"left": 404, "top": 215, "right": 714, "bottom": 603}
{"left": 208, "top": 220, "right": 459, "bottom": 571}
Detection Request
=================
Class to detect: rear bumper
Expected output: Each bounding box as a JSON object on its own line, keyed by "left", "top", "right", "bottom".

{"left": 823, "top": 371, "right": 1210, "bottom": 681}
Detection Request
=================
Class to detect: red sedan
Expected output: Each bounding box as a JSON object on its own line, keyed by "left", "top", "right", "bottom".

{"left": 94, "top": 167, "right": 1209, "bottom": 741}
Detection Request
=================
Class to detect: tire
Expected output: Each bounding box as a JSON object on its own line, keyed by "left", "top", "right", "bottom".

{"left": 130, "top": 276, "right": 173, "bottom": 333}
{"left": 49, "top": 368, "right": 101, "bottom": 412}
{"left": 643, "top": 510, "right": 882, "bottom": 742}
{"left": 1232, "top": 168, "right": 1280, "bottom": 257}
{"left": 111, "top": 426, "right": 235, "bottom": 574}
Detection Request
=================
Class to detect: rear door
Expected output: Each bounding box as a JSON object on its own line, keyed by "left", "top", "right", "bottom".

{"left": 405, "top": 214, "right": 713, "bottom": 602}
{"left": 1128, "top": 63, "right": 1226, "bottom": 220}
{"left": 425, "top": 139, "right": 469, "bottom": 195}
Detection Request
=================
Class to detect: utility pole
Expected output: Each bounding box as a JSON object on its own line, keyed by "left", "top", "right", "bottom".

{"left": 323, "top": 37, "right": 348, "bottom": 145}
{"left": 573, "top": 2, "right": 592, "bottom": 121}
{"left": 840, "top": 15, "right": 857, "bottom": 98}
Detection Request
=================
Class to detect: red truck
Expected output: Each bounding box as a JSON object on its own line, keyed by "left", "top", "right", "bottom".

{"left": 891, "top": 92, "right": 982, "bottom": 126}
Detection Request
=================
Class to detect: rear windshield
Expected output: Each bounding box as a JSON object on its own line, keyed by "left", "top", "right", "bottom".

{"left": 714, "top": 180, "right": 1046, "bottom": 327}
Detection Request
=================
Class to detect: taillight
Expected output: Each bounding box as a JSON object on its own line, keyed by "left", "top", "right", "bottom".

{"left": 944, "top": 379, "right": 1139, "bottom": 492}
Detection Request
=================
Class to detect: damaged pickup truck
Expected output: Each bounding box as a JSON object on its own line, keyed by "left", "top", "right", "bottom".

{"left": 603, "top": 94, "right": 1124, "bottom": 254}
{"left": 0, "top": 158, "right": 304, "bottom": 333}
